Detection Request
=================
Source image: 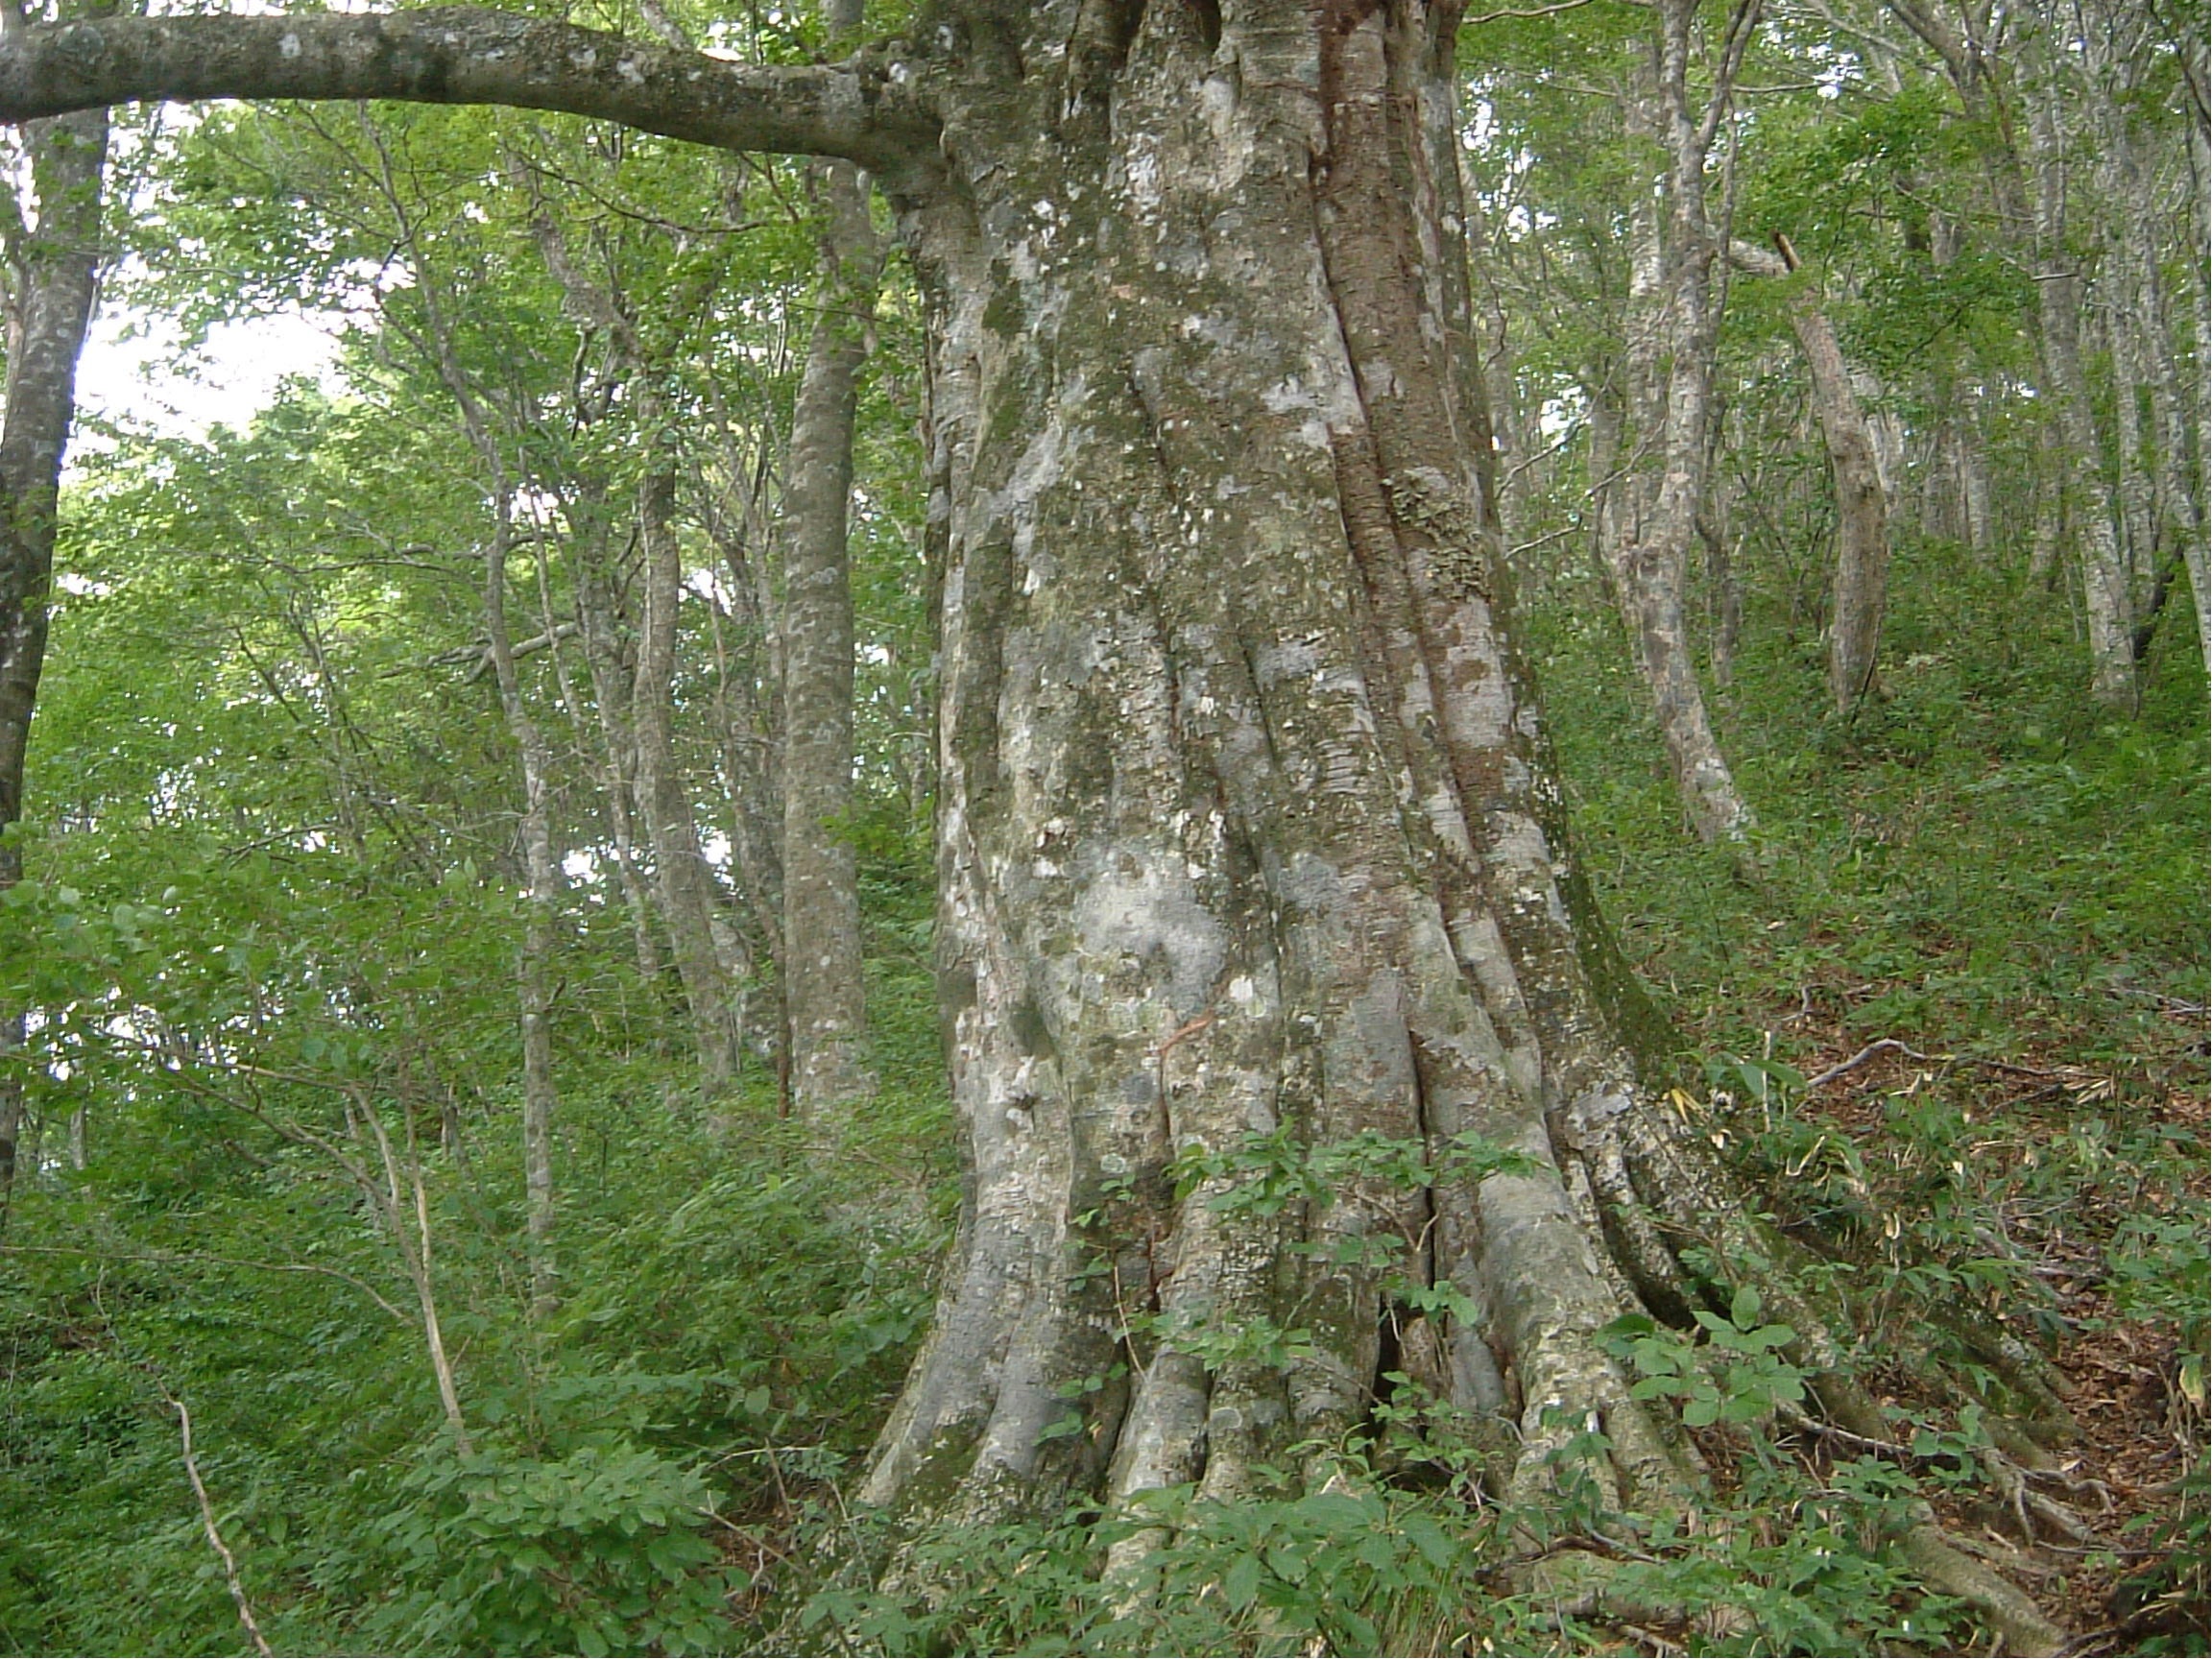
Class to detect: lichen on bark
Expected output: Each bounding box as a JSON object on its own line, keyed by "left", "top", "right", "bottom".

{"left": 858, "top": 0, "right": 1815, "bottom": 1557}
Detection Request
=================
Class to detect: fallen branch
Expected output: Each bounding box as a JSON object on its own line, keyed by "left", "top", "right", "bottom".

{"left": 1803, "top": 1038, "right": 1921, "bottom": 1091}
{"left": 167, "top": 1392, "right": 276, "bottom": 1659}
{"left": 1804, "top": 1038, "right": 2089, "bottom": 1093}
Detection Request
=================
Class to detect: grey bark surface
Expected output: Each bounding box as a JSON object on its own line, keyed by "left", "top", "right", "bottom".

{"left": 2081, "top": 17, "right": 2206, "bottom": 664}
{"left": 0, "top": 9, "right": 941, "bottom": 185}
{"left": 569, "top": 506, "right": 665, "bottom": 981}
{"left": 779, "top": 0, "right": 879, "bottom": 1118}
{"left": 0, "top": 99, "right": 108, "bottom": 1225}
{"left": 1592, "top": 2, "right": 1758, "bottom": 847}
{"left": 636, "top": 450, "right": 750, "bottom": 1094}
{"left": 855, "top": 0, "right": 1780, "bottom": 1539}
{"left": 2024, "top": 80, "right": 2135, "bottom": 710}
{"left": 1730, "top": 239, "right": 1891, "bottom": 714}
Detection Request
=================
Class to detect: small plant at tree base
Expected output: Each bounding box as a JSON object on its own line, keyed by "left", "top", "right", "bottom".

{"left": 1602, "top": 1287, "right": 1808, "bottom": 1430}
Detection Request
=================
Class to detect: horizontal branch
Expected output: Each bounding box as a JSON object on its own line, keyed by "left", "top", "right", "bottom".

{"left": 1725, "top": 237, "right": 1794, "bottom": 278}
{"left": 0, "top": 8, "right": 942, "bottom": 183}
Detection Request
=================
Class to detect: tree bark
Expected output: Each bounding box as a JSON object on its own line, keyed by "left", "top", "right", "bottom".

{"left": 779, "top": 0, "right": 880, "bottom": 1119}
{"left": 0, "top": 99, "right": 108, "bottom": 1226}
{"left": 569, "top": 499, "right": 666, "bottom": 982}
{"left": 515, "top": 152, "right": 757, "bottom": 1094}
{"left": 1592, "top": 1, "right": 1760, "bottom": 847}
{"left": 1890, "top": 0, "right": 2142, "bottom": 704}
{"left": 2024, "top": 79, "right": 2136, "bottom": 709}
{"left": 636, "top": 450, "right": 750, "bottom": 1095}
{"left": 2080, "top": 4, "right": 2207, "bottom": 664}
{"left": 854, "top": 0, "right": 1806, "bottom": 1544}
{"left": 1730, "top": 238, "right": 1892, "bottom": 714}
{"left": 482, "top": 500, "right": 563, "bottom": 1317}
{"left": 0, "top": 9, "right": 940, "bottom": 183}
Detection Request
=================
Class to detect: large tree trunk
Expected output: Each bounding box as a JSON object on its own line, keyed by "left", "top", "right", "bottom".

{"left": 0, "top": 8, "right": 2071, "bottom": 1642}
{"left": 778, "top": 0, "right": 880, "bottom": 1118}
{"left": 0, "top": 102, "right": 108, "bottom": 1226}
{"left": 860, "top": 0, "right": 1776, "bottom": 1539}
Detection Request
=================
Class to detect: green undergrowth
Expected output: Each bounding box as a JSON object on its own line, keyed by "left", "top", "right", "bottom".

{"left": 1526, "top": 533, "right": 2210, "bottom": 1652}
{"left": 1531, "top": 538, "right": 2207, "bottom": 1062}
{"left": 0, "top": 1055, "right": 950, "bottom": 1656}
{"left": 783, "top": 1225, "right": 2016, "bottom": 1656}
{"left": 795, "top": 1456, "right": 1976, "bottom": 1658}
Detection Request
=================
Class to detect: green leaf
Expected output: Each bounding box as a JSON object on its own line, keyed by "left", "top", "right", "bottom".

{"left": 1223, "top": 1551, "right": 1262, "bottom": 1613}
{"left": 1401, "top": 1511, "right": 1455, "bottom": 1572}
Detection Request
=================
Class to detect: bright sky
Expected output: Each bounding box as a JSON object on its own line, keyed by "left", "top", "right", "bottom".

{"left": 71, "top": 306, "right": 345, "bottom": 452}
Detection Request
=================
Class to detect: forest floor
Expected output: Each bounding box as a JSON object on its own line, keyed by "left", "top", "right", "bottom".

{"left": 1540, "top": 548, "right": 2209, "bottom": 1655}
{"left": 1764, "top": 1006, "right": 2205, "bottom": 1654}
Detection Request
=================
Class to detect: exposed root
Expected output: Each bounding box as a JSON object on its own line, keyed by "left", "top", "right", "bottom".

{"left": 1976, "top": 1446, "right": 2104, "bottom": 1545}
{"left": 1897, "top": 1521, "right": 2068, "bottom": 1657}
{"left": 1518, "top": 1546, "right": 1754, "bottom": 1647}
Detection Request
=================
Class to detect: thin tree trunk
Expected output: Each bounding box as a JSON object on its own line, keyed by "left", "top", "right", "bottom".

{"left": 1815, "top": 325, "right": 1892, "bottom": 713}
{"left": 520, "top": 493, "right": 666, "bottom": 993}
{"left": 2101, "top": 285, "right": 2158, "bottom": 602}
{"left": 1599, "top": 0, "right": 1760, "bottom": 845}
{"left": 524, "top": 190, "right": 751, "bottom": 1094}
{"left": 380, "top": 150, "right": 565, "bottom": 1317}
{"left": 2095, "top": 56, "right": 2206, "bottom": 663}
{"left": 635, "top": 452, "right": 749, "bottom": 1094}
{"left": 481, "top": 502, "right": 563, "bottom": 1317}
{"left": 0, "top": 99, "right": 107, "bottom": 1227}
{"left": 1957, "top": 401, "right": 1995, "bottom": 553}
{"left": 2026, "top": 60, "right": 2136, "bottom": 709}
{"left": 165, "top": 1390, "right": 276, "bottom": 1659}
{"left": 1731, "top": 237, "right": 1892, "bottom": 713}
{"left": 1890, "top": 0, "right": 2138, "bottom": 700}
{"left": 569, "top": 516, "right": 665, "bottom": 982}
{"left": 699, "top": 382, "right": 789, "bottom": 1013}
{"left": 352, "top": 1088, "right": 473, "bottom": 1454}
{"left": 779, "top": 0, "right": 879, "bottom": 1118}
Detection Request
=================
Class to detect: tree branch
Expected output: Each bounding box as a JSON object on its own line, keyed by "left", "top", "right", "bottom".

{"left": 165, "top": 1391, "right": 276, "bottom": 1659}
{"left": 0, "top": 8, "right": 942, "bottom": 184}
{"left": 1724, "top": 235, "right": 1790, "bottom": 277}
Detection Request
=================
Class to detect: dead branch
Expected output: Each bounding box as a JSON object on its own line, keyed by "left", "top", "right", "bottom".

{"left": 166, "top": 1391, "right": 276, "bottom": 1659}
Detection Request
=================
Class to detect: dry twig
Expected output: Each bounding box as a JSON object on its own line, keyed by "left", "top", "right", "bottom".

{"left": 166, "top": 1391, "right": 276, "bottom": 1658}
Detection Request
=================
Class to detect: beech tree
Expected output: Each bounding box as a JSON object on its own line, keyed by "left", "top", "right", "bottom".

{"left": 0, "top": 1, "right": 2069, "bottom": 1640}
{"left": 0, "top": 91, "right": 107, "bottom": 1223}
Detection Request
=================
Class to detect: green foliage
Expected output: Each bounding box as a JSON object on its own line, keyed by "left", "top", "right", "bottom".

{"left": 800, "top": 1485, "right": 1487, "bottom": 1657}
{"left": 1603, "top": 1288, "right": 1807, "bottom": 1429}
{"left": 792, "top": 1434, "right": 2002, "bottom": 1657}
{"left": 362, "top": 1442, "right": 736, "bottom": 1655}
